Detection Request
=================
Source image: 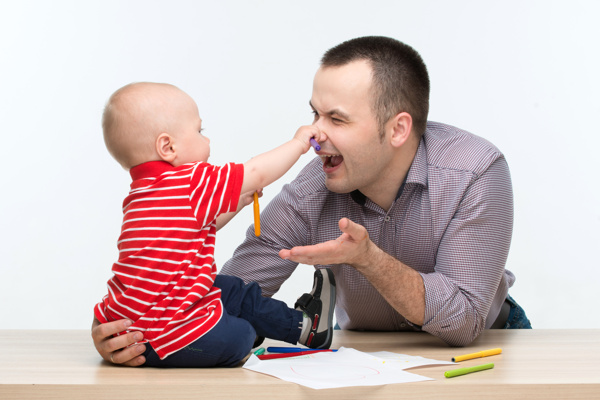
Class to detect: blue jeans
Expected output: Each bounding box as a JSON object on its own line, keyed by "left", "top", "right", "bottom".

{"left": 503, "top": 295, "right": 532, "bottom": 329}
{"left": 143, "top": 275, "right": 303, "bottom": 368}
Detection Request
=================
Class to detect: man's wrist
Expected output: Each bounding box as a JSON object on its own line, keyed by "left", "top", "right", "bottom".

{"left": 352, "top": 239, "right": 379, "bottom": 272}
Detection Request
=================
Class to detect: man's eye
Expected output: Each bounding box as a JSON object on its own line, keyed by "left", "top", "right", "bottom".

{"left": 311, "top": 110, "right": 319, "bottom": 121}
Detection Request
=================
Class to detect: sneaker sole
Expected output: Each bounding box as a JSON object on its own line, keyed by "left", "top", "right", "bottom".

{"left": 313, "top": 268, "right": 336, "bottom": 348}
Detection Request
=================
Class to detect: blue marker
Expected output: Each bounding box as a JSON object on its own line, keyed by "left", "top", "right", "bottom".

{"left": 310, "top": 138, "right": 321, "bottom": 151}
{"left": 267, "top": 346, "right": 337, "bottom": 353}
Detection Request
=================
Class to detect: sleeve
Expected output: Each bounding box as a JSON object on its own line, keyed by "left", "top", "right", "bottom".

{"left": 420, "top": 157, "right": 514, "bottom": 346}
{"left": 220, "top": 181, "right": 311, "bottom": 297}
{"left": 189, "top": 162, "right": 244, "bottom": 227}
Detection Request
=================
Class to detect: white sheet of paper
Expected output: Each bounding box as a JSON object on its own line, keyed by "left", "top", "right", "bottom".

{"left": 242, "top": 347, "right": 433, "bottom": 390}
{"left": 364, "top": 351, "right": 455, "bottom": 370}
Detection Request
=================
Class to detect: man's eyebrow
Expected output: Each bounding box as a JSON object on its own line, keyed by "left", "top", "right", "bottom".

{"left": 308, "top": 101, "right": 350, "bottom": 120}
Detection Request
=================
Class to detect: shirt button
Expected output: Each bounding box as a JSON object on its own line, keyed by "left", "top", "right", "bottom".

{"left": 400, "top": 322, "right": 406, "bottom": 328}
{"left": 384, "top": 216, "right": 391, "bottom": 222}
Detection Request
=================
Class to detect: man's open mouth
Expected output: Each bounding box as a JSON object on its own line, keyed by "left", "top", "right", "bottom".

{"left": 321, "top": 154, "right": 344, "bottom": 169}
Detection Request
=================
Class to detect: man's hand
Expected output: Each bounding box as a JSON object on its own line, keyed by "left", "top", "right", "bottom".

{"left": 279, "top": 218, "right": 373, "bottom": 267}
{"left": 279, "top": 217, "right": 425, "bottom": 325}
{"left": 91, "top": 318, "right": 146, "bottom": 367}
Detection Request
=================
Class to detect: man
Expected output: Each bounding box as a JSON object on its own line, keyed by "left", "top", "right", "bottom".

{"left": 93, "top": 36, "right": 530, "bottom": 366}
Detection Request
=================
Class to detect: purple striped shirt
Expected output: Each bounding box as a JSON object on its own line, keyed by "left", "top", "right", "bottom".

{"left": 221, "top": 122, "right": 515, "bottom": 346}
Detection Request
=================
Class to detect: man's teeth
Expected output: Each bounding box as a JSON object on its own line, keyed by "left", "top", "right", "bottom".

{"left": 321, "top": 154, "right": 342, "bottom": 168}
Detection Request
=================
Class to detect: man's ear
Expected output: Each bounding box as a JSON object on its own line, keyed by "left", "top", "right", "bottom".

{"left": 156, "top": 133, "right": 177, "bottom": 163}
{"left": 389, "top": 112, "right": 413, "bottom": 148}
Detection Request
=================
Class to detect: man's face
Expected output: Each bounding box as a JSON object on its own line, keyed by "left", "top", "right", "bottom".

{"left": 310, "top": 60, "right": 393, "bottom": 198}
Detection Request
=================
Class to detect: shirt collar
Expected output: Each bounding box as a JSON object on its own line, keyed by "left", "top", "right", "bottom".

{"left": 350, "top": 175, "right": 408, "bottom": 206}
{"left": 350, "top": 137, "right": 428, "bottom": 206}
{"left": 406, "top": 137, "right": 428, "bottom": 187}
{"left": 129, "top": 161, "right": 174, "bottom": 181}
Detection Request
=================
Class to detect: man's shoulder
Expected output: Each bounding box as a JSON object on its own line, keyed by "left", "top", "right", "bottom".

{"left": 423, "top": 121, "right": 505, "bottom": 176}
{"left": 280, "top": 157, "right": 333, "bottom": 209}
{"left": 283, "top": 157, "right": 330, "bottom": 200}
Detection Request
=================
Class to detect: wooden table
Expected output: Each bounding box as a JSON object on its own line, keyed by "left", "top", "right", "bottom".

{"left": 1, "top": 329, "right": 599, "bottom": 399}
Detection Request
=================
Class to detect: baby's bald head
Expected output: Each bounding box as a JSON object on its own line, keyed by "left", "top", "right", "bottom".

{"left": 102, "top": 82, "right": 188, "bottom": 169}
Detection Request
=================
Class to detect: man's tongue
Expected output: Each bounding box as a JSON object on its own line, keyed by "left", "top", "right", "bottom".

{"left": 326, "top": 155, "right": 344, "bottom": 168}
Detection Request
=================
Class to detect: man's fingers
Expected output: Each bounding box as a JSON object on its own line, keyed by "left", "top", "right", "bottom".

{"left": 92, "top": 319, "right": 132, "bottom": 341}
{"left": 122, "top": 355, "right": 147, "bottom": 367}
{"left": 91, "top": 318, "right": 146, "bottom": 366}
{"left": 110, "top": 343, "right": 147, "bottom": 366}
{"left": 278, "top": 219, "right": 369, "bottom": 265}
{"left": 279, "top": 240, "right": 340, "bottom": 264}
{"left": 279, "top": 249, "right": 291, "bottom": 260}
{"left": 338, "top": 218, "right": 368, "bottom": 242}
{"left": 100, "top": 330, "right": 144, "bottom": 355}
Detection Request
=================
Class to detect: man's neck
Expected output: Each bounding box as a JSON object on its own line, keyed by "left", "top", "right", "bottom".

{"left": 361, "top": 136, "right": 419, "bottom": 211}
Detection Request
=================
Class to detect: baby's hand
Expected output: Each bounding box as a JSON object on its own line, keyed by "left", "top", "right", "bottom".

{"left": 293, "top": 125, "right": 325, "bottom": 153}
{"left": 238, "top": 189, "right": 263, "bottom": 212}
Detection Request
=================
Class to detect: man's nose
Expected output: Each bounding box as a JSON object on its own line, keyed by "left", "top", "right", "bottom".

{"left": 313, "top": 118, "right": 326, "bottom": 133}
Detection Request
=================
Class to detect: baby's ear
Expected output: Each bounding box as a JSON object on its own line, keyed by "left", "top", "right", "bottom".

{"left": 156, "top": 133, "right": 176, "bottom": 163}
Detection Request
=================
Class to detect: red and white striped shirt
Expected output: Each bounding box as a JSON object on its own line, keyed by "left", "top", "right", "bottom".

{"left": 95, "top": 160, "right": 243, "bottom": 359}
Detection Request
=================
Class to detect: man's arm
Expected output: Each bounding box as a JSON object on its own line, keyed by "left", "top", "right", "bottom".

{"left": 280, "top": 217, "right": 425, "bottom": 325}
{"left": 280, "top": 157, "right": 513, "bottom": 346}
{"left": 417, "top": 158, "right": 513, "bottom": 344}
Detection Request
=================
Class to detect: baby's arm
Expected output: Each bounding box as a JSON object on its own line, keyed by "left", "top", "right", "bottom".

{"left": 216, "top": 125, "right": 322, "bottom": 231}
{"left": 216, "top": 189, "right": 262, "bottom": 231}
{"left": 240, "top": 125, "right": 323, "bottom": 195}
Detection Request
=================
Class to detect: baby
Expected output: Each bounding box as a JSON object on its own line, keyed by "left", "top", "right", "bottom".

{"left": 94, "top": 82, "right": 336, "bottom": 367}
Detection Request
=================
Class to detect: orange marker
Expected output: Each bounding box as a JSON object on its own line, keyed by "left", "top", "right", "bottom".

{"left": 253, "top": 192, "right": 260, "bottom": 236}
{"left": 452, "top": 348, "right": 502, "bottom": 362}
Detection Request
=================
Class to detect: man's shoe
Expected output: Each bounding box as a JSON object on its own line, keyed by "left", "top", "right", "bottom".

{"left": 295, "top": 268, "right": 336, "bottom": 349}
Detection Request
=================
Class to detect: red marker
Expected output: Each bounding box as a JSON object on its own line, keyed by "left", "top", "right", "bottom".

{"left": 257, "top": 349, "right": 333, "bottom": 360}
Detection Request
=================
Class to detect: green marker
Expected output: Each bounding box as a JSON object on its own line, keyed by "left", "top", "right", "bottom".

{"left": 253, "top": 347, "right": 265, "bottom": 356}
{"left": 444, "top": 363, "right": 494, "bottom": 378}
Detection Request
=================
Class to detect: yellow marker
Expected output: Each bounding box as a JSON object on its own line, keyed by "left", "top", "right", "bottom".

{"left": 452, "top": 348, "right": 502, "bottom": 362}
{"left": 253, "top": 192, "right": 261, "bottom": 236}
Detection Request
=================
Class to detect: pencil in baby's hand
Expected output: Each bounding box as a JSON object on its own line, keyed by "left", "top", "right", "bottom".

{"left": 253, "top": 192, "right": 261, "bottom": 236}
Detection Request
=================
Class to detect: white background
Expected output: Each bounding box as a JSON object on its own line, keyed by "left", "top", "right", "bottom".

{"left": 1, "top": 1, "right": 598, "bottom": 330}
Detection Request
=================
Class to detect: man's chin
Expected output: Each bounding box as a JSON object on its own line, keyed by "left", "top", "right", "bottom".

{"left": 324, "top": 179, "right": 354, "bottom": 194}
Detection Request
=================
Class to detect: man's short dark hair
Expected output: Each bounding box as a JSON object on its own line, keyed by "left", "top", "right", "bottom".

{"left": 321, "top": 36, "right": 430, "bottom": 138}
